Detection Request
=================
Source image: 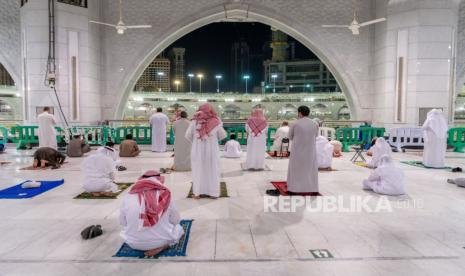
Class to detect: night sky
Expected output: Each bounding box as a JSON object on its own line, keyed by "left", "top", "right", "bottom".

{"left": 166, "top": 22, "right": 316, "bottom": 92}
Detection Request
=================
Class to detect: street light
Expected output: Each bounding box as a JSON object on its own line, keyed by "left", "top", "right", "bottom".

{"left": 197, "top": 74, "right": 204, "bottom": 94}
{"left": 243, "top": 75, "right": 250, "bottom": 94}
{"left": 215, "top": 75, "right": 222, "bottom": 93}
{"left": 174, "top": 80, "right": 180, "bottom": 92}
{"left": 188, "top": 73, "right": 194, "bottom": 93}
{"left": 157, "top": 72, "right": 165, "bottom": 92}
{"left": 271, "top": 74, "right": 278, "bottom": 93}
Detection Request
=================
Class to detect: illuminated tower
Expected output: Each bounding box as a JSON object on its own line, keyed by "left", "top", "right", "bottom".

{"left": 270, "top": 28, "right": 289, "bottom": 62}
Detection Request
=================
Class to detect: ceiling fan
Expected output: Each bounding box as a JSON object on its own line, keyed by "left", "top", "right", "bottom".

{"left": 322, "top": 12, "right": 386, "bottom": 35}
{"left": 89, "top": 0, "right": 152, "bottom": 35}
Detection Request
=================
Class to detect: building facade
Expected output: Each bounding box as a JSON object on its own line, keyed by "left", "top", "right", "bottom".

{"left": 134, "top": 58, "right": 171, "bottom": 92}
{"left": 230, "top": 41, "right": 250, "bottom": 93}
{"left": 168, "top": 47, "right": 185, "bottom": 92}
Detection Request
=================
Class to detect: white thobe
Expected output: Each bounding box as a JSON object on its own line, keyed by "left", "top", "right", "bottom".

{"left": 245, "top": 124, "right": 267, "bottom": 169}
{"left": 272, "top": 126, "right": 290, "bottom": 152}
{"left": 81, "top": 153, "right": 117, "bottom": 193}
{"left": 287, "top": 117, "right": 319, "bottom": 193}
{"left": 173, "top": 118, "right": 192, "bottom": 171}
{"left": 150, "top": 113, "right": 170, "bottom": 152}
{"left": 37, "top": 112, "right": 57, "bottom": 149}
{"left": 316, "top": 136, "right": 333, "bottom": 169}
{"left": 422, "top": 110, "right": 448, "bottom": 168}
{"left": 186, "top": 121, "right": 227, "bottom": 197}
{"left": 97, "top": 147, "right": 122, "bottom": 168}
{"left": 224, "top": 140, "right": 241, "bottom": 158}
{"left": 367, "top": 140, "right": 392, "bottom": 168}
{"left": 120, "top": 197, "right": 184, "bottom": 251}
{"left": 363, "top": 165, "right": 405, "bottom": 195}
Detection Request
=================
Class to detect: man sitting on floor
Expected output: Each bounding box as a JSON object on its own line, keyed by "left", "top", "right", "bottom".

{"left": 119, "top": 133, "right": 141, "bottom": 157}
{"left": 316, "top": 136, "right": 334, "bottom": 169}
{"left": 67, "top": 134, "right": 91, "bottom": 157}
{"left": 366, "top": 137, "right": 391, "bottom": 168}
{"left": 363, "top": 155, "right": 405, "bottom": 196}
{"left": 81, "top": 146, "right": 118, "bottom": 196}
{"left": 224, "top": 134, "right": 241, "bottom": 158}
{"left": 120, "top": 171, "right": 184, "bottom": 257}
{"left": 330, "top": 140, "right": 343, "bottom": 157}
{"left": 33, "top": 147, "right": 66, "bottom": 169}
{"left": 97, "top": 142, "right": 126, "bottom": 171}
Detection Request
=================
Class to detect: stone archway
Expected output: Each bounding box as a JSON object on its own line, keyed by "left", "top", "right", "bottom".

{"left": 113, "top": 3, "right": 363, "bottom": 120}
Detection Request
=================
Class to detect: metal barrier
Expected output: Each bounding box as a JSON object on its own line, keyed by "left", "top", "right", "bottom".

{"left": 0, "top": 126, "right": 8, "bottom": 145}
{"left": 113, "top": 126, "right": 152, "bottom": 145}
{"left": 10, "top": 125, "right": 65, "bottom": 149}
{"left": 266, "top": 127, "right": 277, "bottom": 152}
{"left": 448, "top": 128, "right": 465, "bottom": 153}
{"left": 336, "top": 127, "right": 385, "bottom": 152}
{"left": 387, "top": 128, "right": 424, "bottom": 152}
{"left": 69, "top": 126, "right": 110, "bottom": 145}
{"left": 359, "top": 127, "right": 385, "bottom": 149}
{"left": 319, "top": 127, "right": 336, "bottom": 140}
{"left": 225, "top": 126, "right": 247, "bottom": 145}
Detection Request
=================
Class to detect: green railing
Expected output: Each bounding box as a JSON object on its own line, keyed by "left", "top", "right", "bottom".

{"left": 0, "top": 126, "right": 8, "bottom": 145}
{"left": 448, "top": 127, "right": 465, "bottom": 153}
{"left": 336, "top": 127, "right": 385, "bottom": 152}
{"left": 113, "top": 126, "right": 152, "bottom": 145}
{"left": 10, "top": 125, "right": 65, "bottom": 149}
{"left": 225, "top": 126, "right": 247, "bottom": 145}
{"left": 266, "top": 127, "right": 277, "bottom": 152}
{"left": 69, "top": 126, "right": 110, "bottom": 145}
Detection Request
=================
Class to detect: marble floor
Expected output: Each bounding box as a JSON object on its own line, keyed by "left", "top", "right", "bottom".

{"left": 1, "top": 145, "right": 465, "bottom": 275}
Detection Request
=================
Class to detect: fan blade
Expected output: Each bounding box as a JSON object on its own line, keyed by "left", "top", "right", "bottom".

{"left": 89, "top": 21, "right": 117, "bottom": 28}
{"left": 126, "top": 25, "right": 152, "bottom": 29}
{"left": 322, "top": 25, "right": 349, "bottom": 28}
{"left": 359, "top": 18, "right": 386, "bottom": 27}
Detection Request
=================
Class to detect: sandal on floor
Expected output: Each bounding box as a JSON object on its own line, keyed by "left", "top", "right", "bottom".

{"left": 266, "top": 189, "right": 280, "bottom": 196}
{"left": 452, "top": 167, "right": 462, "bottom": 172}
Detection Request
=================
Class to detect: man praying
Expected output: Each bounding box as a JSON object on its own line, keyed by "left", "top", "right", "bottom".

{"left": 223, "top": 134, "right": 241, "bottom": 158}
{"left": 363, "top": 155, "right": 405, "bottom": 195}
{"left": 67, "top": 134, "right": 91, "bottom": 157}
{"left": 81, "top": 146, "right": 118, "bottom": 196}
{"left": 32, "top": 147, "right": 66, "bottom": 169}
{"left": 245, "top": 109, "right": 268, "bottom": 170}
{"left": 120, "top": 171, "right": 184, "bottom": 257}
{"left": 172, "top": 111, "right": 191, "bottom": 171}
{"left": 272, "top": 121, "right": 290, "bottom": 155}
{"left": 422, "top": 109, "right": 448, "bottom": 168}
{"left": 119, "top": 133, "right": 141, "bottom": 157}
{"left": 286, "top": 105, "right": 319, "bottom": 195}
{"left": 185, "top": 103, "right": 226, "bottom": 199}
{"left": 330, "top": 140, "right": 343, "bottom": 157}
{"left": 316, "top": 136, "right": 334, "bottom": 169}
{"left": 366, "top": 137, "right": 391, "bottom": 168}
{"left": 37, "top": 107, "right": 58, "bottom": 149}
{"left": 149, "top": 107, "right": 170, "bottom": 153}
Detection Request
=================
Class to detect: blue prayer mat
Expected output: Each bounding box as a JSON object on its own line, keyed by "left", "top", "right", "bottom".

{"left": 113, "top": 219, "right": 193, "bottom": 259}
{"left": 0, "top": 179, "right": 65, "bottom": 199}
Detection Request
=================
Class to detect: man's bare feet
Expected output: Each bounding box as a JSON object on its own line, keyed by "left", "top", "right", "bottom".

{"left": 192, "top": 195, "right": 201, "bottom": 199}
{"left": 91, "top": 192, "right": 103, "bottom": 197}
{"left": 144, "top": 245, "right": 168, "bottom": 257}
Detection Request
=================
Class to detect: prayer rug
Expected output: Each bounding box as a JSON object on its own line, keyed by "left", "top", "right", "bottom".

{"left": 400, "top": 161, "right": 452, "bottom": 170}
{"left": 270, "top": 181, "right": 322, "bottom": 196}
{"left": 74, "top": 182, "right": 133, "bottom": 199}
{"left": 240, "top": 163, "right": 271, "bottom": 171}
{"left": 0, "top": 161, "right": 12, "bottom": 165}
{"left": 266, "top": 152, "right": 289, "bottom": 159}
{"left": 20, "top": 162, "right": 69, "bottom": 170}
{"left": 0, "top": 179, "right": 64, "bottom": 199}
{"left": 318, "top": 167, "right": 337, "bottom": 172}
{"left": 187, "top": 182, "right": 228, "bottom": 198}
{"left": 113, "top": 219, "right": 193, "bottom": 259}
{"left": 353, "top": 161, "right": 373, "bottom": 169}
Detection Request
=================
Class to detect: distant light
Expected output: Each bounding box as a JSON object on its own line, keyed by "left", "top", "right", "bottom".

{"left": 133, "top": 96, "right": 143, "bottom": 102}
{"left": 243, "top": 75, "right": 250, "bottom": 80}
{"left": 290, "top": 85, "right": 293, "bottom": 88}
{"left": 188, "top": 73, "right": 194, "bottom": 78}
{"left": 215, "top": 75, "right": 222, "bottom": 79}
{"left": 174, "top": 80, "right": 180, "bottom": 85}
{"left": 197, "top": 74, "right": 204, "bottom": 79}
{"left": 136, "top": 106, "right": 147, "bottom": 111}
{"left": 128, "top": 106, "right": 134, "bottom": 110}
{"left": 271, "top": 74, "right": 278, "bottom": 79}
{"left": 303, "top": 97, "right": 314, "bottom": 102}
{"left": 157, "top": 72, "right": 165, "bottom": 76}
{"left": 265, "top": 85, "right": 270, "bottom": 89}
{"left": 198, "top": 98, "right": 207, "bottom": 102}
{"left": 167, "top": 97, "right": 177, "bottom": 101}
{"left": 305, "top": 84, "right": 311, "bottom": 88}
{"left": 252, "top": 98, "right": 262, "bottom": 102}
{"left": 225, "top": 98, "right": 235, "bottom": 102}
{"left": 15, "top": 93, "right": 21, "bottom": 97}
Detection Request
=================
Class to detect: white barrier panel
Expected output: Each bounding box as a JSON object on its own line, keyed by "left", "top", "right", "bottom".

{"left": 387, "top": 128, "right": 424, "bottom": 152}
{"left": 320, "top": 127, "right": 336, "bottom": 140}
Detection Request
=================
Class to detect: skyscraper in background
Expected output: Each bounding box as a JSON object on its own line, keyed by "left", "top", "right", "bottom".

{"left": 134, "top": 57, "right": 171, "bottom": 92}
{"left": 169, "top": 47, "right": 186, "bottom": 92}
{"left": 230, "top": 40, "right": 250, "bottom": 92}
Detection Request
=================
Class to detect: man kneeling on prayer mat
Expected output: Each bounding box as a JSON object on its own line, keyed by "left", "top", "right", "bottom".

{"left": 223, "top": 134, "right": 242, "bottom": 158}
{"left": 366, "top": 137, "right": 391, "bottom": 168}
{"left": 330, "top": 140, "right": 343, "bottom": 157}
{"left": 119, "top": 133, "right": 141, "bottom": 157}
{"left": 97, "top": 142, "right": 126, "bottom": 171}
{"left": 81, "top": 146, "right": 118, "bottom": 196}
{"left": 120, "top": 170, "right": 184, "bottom": 257}
{"left": 67, "top": 134, "right": 91, "bottom": 157}
{"left": 33, "top": 147, "right": 66, "bottom": 169}
{"left": 316, "top": 136, "right": 334, "bottom": 169}
{"left": 363, "top": 155, "right": 405, "bottom": 196}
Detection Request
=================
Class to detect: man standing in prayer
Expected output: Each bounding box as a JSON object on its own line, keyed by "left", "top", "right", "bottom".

{"left": 37, "top": 107, "right": 58, "bottom": 149}
{"left": 81, "top": 146, "right": 118, "bottom": 196}
{"left": 245, "top": 109, "right": 268, "bottom": 170}
{"left": 172, "top": 111, "right": 191, "bottom": 171}
{"left": 272, "top": 121, "right": 290, "bottom": 154}
{"left": 316, "top": 136, "right": 334, "bottom": 169}
{"left": 422, "top": 109, "right": 448, "bottom": 168}
{"left": 363, "top": 155, "right": 405, "bottom": 195}
{"left": 366, "top": 137, "right": 392, "bottom": 168}
{"left": 186, "top": 103, "right": 226, "bottom": 199}
{"left": 119, "top": 133, "right": 141, "bottom": 157}
{"left": 149, "top": 107, "right": 170, "bottom": 152}
{"left": 286, "top": 106, "right": 319, "bottom": 194}
{"left": 120, "top": 171, "right": 184, "bottom": 257}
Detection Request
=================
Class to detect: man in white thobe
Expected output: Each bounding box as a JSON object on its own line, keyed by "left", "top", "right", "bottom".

{"left": 316, "top": 136, "right": 334, "bottom": 169}
{"left": 366, "top": 137, "right": 392, "bottom": 168}
{"left": 81, "top": 146, "right": 118, "bottom": 195}
{"left": 149, "top": 107, "right": 170, "bottom": 152}
{"left": 363, "top": 155, "right": 405, "bottom": 196}
{"left": 37, "top": 107, "right": 57, "bottom": 149}
{"left": 224, "top": 134, "right": 241, "bottom": 158}
{"left": 245, "top": 109, "right": 268, "bottom": 170}
{"left": 286, "top": 106, "right": 319, "bottom": 194}
{"left": 185, "top": 103, "right": 226, "bottom": 198}
{"left": 97, "top": 142, "right": 125, "bottom": 170}
{"left": 172, "top": 111, "right": 191, "bottom": 171}
{"left": 422, "top": 109, "right": 448, "bottom": 168}
{"left": 272, "top": 121, "right": 290, "bottom": 153}
{"left": 120, "top": 172, "right": 184, "bottom": 257}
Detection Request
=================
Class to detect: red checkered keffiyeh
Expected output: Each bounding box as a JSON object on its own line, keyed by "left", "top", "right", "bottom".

{"left": 247, "top": 109, "right": 267, "bottom": 136}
